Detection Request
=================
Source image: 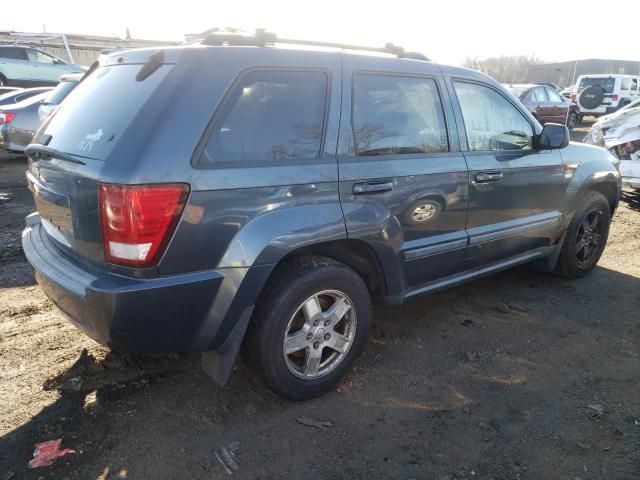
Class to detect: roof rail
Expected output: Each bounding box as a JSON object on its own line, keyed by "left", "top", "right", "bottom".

{"left": 200, "top": 29, "right": 430, "bottom": 61}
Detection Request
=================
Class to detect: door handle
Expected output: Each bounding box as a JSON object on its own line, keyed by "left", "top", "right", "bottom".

{"left": 353, "top": 180, "right": 393, "bottom": 195}
{"left": 474, "top": 171, "right": 503, "bottom": 184}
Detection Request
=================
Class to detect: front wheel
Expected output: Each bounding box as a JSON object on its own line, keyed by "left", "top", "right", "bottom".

{"left": 555, "top": 191, "right": 611, "bottom": 278}
{"left": 245, "top": 256, "right": 372, "bottom": 400}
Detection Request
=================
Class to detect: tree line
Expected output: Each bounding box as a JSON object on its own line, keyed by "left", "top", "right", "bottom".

{"left": 463, "top": 55, "right": 543, "bottom": 83}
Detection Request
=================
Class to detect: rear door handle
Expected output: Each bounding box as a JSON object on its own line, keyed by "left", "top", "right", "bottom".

{"left": 353, "top": 180, "right": 393, "bottom": 194}
{"left": 474, "top": 171, "right": 503, "bottom": 184}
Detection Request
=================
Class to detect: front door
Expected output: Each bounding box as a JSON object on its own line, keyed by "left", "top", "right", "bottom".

{"left": 26, "top": 49, "right": 61, "bottom": 84}
{"left": 338, "top": 57, "right": 470, "bottom": 297}
{"left": 450, "top": 80, "right": 565, "bottom": 267}
{"left": 545, "top": 86, "right": 570, "bottom": 123}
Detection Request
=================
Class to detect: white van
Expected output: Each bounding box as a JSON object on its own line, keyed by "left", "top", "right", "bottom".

{"left": 573, "top": 74, "right": 640, "bottom": 119}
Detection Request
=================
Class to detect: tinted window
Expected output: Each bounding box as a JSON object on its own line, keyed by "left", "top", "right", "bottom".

{"left": 546, "top": 88, "right": 563, "bottom": 102}
{"left": 454, "top": 82, "right": 533, "bottom": 152}
{"left": 580, "top": 77, "right": 615, "bottom": 93}
{"left": 202, "top": 70, "right": 327, "bottom": 165}
{"left": 42, "top": 64, "right": 172, "bottom": 161}
{"left": 632, "top": 78, "right": 639, "bottom": 91}
{"left": 43, "top": 81, "right": 77, "bottom": 105}
{"left": 352, "top": 74, "right": 448, "bottom": 156}
{"left": 27, "top": 49, "right": 55, "bottom": 64}
{"left": 0, "top": 47, "right": 27, "bottom": 60}
{"left": 530, "top": 87, "right": 548, "bottom": 102}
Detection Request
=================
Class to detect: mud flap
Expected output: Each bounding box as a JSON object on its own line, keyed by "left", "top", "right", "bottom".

{"left": 529, "top": 232, "right": 567, "bottom": 273}
{"left": 201, "top": 306, "right": 254, "bottom": 386}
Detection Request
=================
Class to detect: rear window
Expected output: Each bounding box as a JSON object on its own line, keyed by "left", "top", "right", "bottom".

{"left": 41, "top": 64, "right": 171, "bottom": 161}
{"left": 43, "top": 81, "right": 77, "bottom": 105}
{"left": 580, "top": 77, "right": 616, "bottom": 94}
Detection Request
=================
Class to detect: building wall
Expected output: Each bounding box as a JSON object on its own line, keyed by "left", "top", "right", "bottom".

{"left": 527, "top": 59, "right": 640, "bottom": 87}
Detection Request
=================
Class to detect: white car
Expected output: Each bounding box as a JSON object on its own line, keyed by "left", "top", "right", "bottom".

{"left": 573, "top": 74, "right": 640, "bottom": 120}
{"left": 585, "top": 102, "right": 640, "bottom": 189}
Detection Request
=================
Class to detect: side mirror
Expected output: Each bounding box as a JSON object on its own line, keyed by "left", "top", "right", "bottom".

{"left": 537, "top": 123, "right": 569, "bottom": 150}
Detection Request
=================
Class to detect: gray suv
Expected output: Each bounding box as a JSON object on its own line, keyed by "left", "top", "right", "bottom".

{"left": 22, "top": 32, "right": 621, "bottom": 399}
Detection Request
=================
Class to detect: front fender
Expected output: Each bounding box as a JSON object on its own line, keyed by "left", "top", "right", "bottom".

{"left": 560, "top": 142, "right": 621, "bottom": 227}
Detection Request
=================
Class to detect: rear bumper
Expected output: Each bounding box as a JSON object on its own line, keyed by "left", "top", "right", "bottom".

{"left": 22, "top": 214, "right": 266, "bottom": 353}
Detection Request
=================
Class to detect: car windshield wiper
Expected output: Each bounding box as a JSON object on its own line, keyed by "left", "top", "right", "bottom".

{"left": 24, "top": 144, "right": 86, "bottom": 165}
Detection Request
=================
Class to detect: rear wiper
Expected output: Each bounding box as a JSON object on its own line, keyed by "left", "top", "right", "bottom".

{"left": 24, "top": 144, "right": 86, "bottom": 165}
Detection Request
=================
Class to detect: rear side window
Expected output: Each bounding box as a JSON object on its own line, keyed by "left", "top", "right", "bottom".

{"left": 0, "top": 47, "right": 27, "bottom": 60}
{"left": 41, "top": 64, "right": 171, "bottom": 161}
{"left": 352, "top": 74, "right": 448, "bottom": 156}
{"left": 454, "top": 82, "right": 533, "bottom": 152}
{"left": 43, "top": 81, "right": 77, "bottom": 105}
{"left": 633, "top": 78, "right": 639, "bottom": 91}
{"left": 530, "top": 88, "right": 548, "bottom": 102}
{"left": 200, "top": 70, "right": 328, "bottom": 165}
{"left": 621, "top": 78, "right": 631, "bottom": 91}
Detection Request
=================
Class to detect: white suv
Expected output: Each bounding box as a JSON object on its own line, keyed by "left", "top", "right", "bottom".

{"left": 573, "top": 74, "right": 640, "bottom": 120}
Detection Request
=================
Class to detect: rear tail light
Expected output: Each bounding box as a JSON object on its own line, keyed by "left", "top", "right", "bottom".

{"left": 570, "top": 93, "right": 576, "bottom": 101}
{"left": 606, "top": 94, "right": 618, "bottom": 101}
{"left": 0, "top": 112, "right": 16, "bottom": 124}
{"left": 99, "top": 183, "right": 189, "bottom": 267}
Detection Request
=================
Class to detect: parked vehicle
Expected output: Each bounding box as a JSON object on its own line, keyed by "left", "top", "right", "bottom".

{"left": 505, "top": 83, "right": 580, "bottom": 129}
{"left": 572, "top": 74, "right": 640, "bottom": 120}
{"left": 22, "top": 32, "right": 621, "bottom": 400}
{"left": 0, "top": 87, "right": 52, "bottom": 107}
{"left": 0, "top": 92, "right": 50, "bottom": 153}
{"left": 585, "top": 102, "right": 640, "bottom": 190}
{"left": 560, "top": 85, "right": 574, "bottom": 99}
{"left": 38, "top": 73, "right": 82, "bottom": 122}
{"left": 0, "top": 86, "right": 19, "bottom": 95}
{"left": 0, "top": 45, "right": 85, "bottom": 87}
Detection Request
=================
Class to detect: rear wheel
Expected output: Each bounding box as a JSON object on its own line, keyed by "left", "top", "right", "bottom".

{"left": 555, "top": 191, "right": 611, "bottom": 278}
{"left": 0, "top": 75, "right": 6, "bottom": 87}
{"left": 245, "top": 256, "right": 372, "bottom": 400}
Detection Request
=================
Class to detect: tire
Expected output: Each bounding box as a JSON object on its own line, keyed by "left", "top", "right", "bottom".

{"left": 578, "top": 86, "right": 605, "bottom": 110}
{"left": 555, "top": 191, "right": 611, "bottom": 278}
{"left": 245, "top": 256, "right": 372, "bottom": 400}
{"left": 0, "top": 75, "right": 6, "bottom": 87}
{"left": 567, "top": 111, "right": 579, "bottom": 130}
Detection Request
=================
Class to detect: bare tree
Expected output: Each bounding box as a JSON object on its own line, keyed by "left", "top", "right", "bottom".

{"left": 463, "top": 55, "right": 544, "bottom": 83}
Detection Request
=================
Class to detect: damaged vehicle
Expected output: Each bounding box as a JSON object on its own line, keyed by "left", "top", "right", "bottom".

{"left": 22, "top": 31, "right": 621, "bottom": 400}
{"left": 585, "top": 104, "right": 640, "bottom": 190}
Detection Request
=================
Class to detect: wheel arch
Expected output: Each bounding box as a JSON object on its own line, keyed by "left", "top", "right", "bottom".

{"left": 587, "top": 181, "right": 619, "bottom": 215}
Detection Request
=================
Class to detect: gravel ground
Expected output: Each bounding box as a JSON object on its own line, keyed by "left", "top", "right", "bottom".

{"left": 1, "top": 122, "right": 639, "bottom": 479}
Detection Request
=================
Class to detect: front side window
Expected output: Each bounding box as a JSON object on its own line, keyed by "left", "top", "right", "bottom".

{"left": 202, "top": 70, "right": 327, "bottom": 165}
{"left": 547, "top": 88, "right": 563, "bottom": 102}
{"left": 27, "top": 49, "right": 55, "bottom": 64}
{"left": 454, "top": 82, "right": 533, "bottom": 152}
{"left": 351, "top": 74, "right": 448, "bottom": 156}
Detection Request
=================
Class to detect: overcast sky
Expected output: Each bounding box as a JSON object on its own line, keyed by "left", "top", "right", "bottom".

{"left": 2, "top": 0, "right": 637, "bottom": 66}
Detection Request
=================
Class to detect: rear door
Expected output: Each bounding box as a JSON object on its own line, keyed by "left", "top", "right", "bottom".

{"left": 450, "top": 80, "right": 564, "bottom": 266}
{"left": 0, "top": 47, "right": 32, "bottom": 84}
{"left": 338, "top": 56, "right": 469, "bottom": 295}
{"left": 545, "top": 87, "right": 570, "bottom": 123}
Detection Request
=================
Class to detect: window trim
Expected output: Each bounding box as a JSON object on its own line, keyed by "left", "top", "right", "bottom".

{"left": 193, "top": 67, "right": 332, "bottom": 169}
{"left": 349, "top": 70, "right": 451, "bottom": 158}
{"left": 451, "top": 78, "right": 537, "bottom": 155}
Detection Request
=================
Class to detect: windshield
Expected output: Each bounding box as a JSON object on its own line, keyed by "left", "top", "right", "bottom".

{"left": 43, "top": 81, "right": 77, "bottom": 105}
{"left": 580, "top": 77, "right": 616, "bottom": 93}
{"left": 40, "top": 64, "right": 172, "bottom": 161}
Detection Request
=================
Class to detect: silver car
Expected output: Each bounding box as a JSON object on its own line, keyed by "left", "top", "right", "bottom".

{"left": 0, "top": 45, "right": 85, "bottom": 87}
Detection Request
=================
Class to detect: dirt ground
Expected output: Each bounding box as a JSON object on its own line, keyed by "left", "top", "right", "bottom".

{"left": 1, "top": 122, "right": 639, "bottom": 479}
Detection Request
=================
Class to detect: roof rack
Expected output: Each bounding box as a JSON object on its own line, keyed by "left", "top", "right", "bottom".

{"left": 200, "top": 28, "right": 430, "bottom": 61}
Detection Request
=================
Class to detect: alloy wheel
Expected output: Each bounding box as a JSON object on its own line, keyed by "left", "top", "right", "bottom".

{"left": 282, "top": 290, "right": 357, "bottom": 379}
{"left": 575, "top": 209, "right": 604, "bottom": 268}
